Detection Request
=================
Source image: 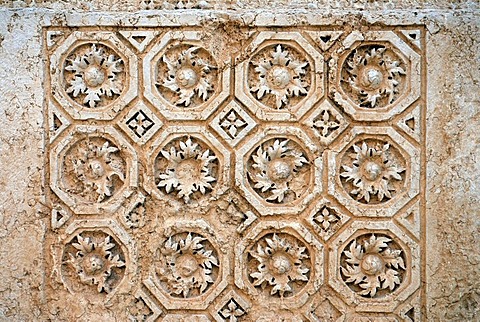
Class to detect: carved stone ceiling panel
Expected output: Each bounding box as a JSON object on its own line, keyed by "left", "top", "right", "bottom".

{"left": 43, "top": 20, "right": 427, "bottom": 321}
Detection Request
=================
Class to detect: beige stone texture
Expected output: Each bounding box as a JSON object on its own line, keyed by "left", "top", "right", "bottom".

{"left": 0, "top": 1, "right": 478, "bottom": 321}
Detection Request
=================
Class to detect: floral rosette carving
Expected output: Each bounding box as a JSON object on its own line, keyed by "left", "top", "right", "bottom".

{"left": 62, "top": 231, "right": 126, "bottom": 293}
{"left": 340, "top": 234, "right": 406, "bottom": 297}
{"left": 249, "top": 44, "right": 310, "bottom": 110}
{"left": 340, "top": 139, "right": 406, "bottom": 204}
{"left": 247, "top": 138, "right": 311, "bottom": 204}
{"left": 156, "top": 232, "right": 219, "bottom": 298}
{"left": 154, "top": 136, "right": 219, "bottom": 203}
{"left": 341, "top": 45, "right": 406, "bottom": 108}
{"left": 248, "top": 233, "right": 310, "bottom": 297}
{"left": 62, "top": 137, "right": 126, "bottom": 203}
{"left": 64, "top": 43, "right": 125, "bottom": 108}
{"left": 157, "top": 45, "right": 218, "bottom": 108}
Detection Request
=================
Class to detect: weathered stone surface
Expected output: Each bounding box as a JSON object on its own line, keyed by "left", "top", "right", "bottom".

{"left": 0, "top": 3, "right": 478, "bottom": 321}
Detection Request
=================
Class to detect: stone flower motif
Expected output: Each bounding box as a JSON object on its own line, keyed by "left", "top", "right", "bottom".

{"left": 127, "top": 298, "right": 152, "bottom": 322}
{"left": 340, "top": 142, "right": 405, "bottom": 203}
{"left": 249, "top": 139, "right": 309, "bottom": 203}
{"left": 66, "top": 234, "right": 125, "bottom": 293}
{"left": 157, "top": 138, "right": 217, "bottom": 203}
{"left": 65, "top": 44, "right": 123, "bottom": 108}
{"left": 219, "top": 300, "right": 246, "bottom": 322}
{"left": 220, "top": 110, "right": 246, "bottom": 139}
{"left": 158, "top": 233, "right": 218, "bottom": 298}
{"left": 341, "top": 234, "right": 406, "bottom": 297}
{"left": 71, "top": 140, "right": 125, "bottom": 203}
{"left": 313, "top": 109, "right": 340, "bottom": 138}
{"left": 251, "top": 45, "right": 308, "bottom": 109}
{"left": 314, "top": 207, "right": 339, "bottom": 231}
{"left": 161, "top": 46, "right": 214, "bottom": 107}
{"left": 249, "top": 234, "right": 309, "bottom": 297}
{"left": 345, "top": 46, "right": 405, "bottom": 108}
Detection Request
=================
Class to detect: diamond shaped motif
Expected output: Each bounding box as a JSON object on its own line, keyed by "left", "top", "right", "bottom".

{"left": 212, "top": 290, "right": 251, "bottom": 322}
{"left": 306, "top": 197, "right": 350, "bottom": 242}
{"left": 119, "top": 102, "right": 163, "bottom": 145}
{"left": 304, "top": 100, "right": 348, "bottom": 145}
{"left": 307, "top": 298, "right": 343, "bottom": 322}
{"left": 211, "top": 100, "right": 257, "bottom": 147}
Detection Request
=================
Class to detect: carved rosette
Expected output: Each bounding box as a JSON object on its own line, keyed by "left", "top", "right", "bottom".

{"left": 340, "top": 233, "right": 406, "bottom": 298}
{"left": 249, "top": 44, "right": 310, "bottom": 110}
{"left": 61, "top": 230, "right": 126, "bottom": 294}
{"left": 144, "top": 31, "right": 230, "bottom": 120}
{"left": 64, "top": 43, "right": 125, "bottom": 109}
{"left": 155, "top": 232, "right": 220, "bottom": 298}
{"left": 62, "top": 137, "right": 126, "bottom": 203}
{"left": 246, "top": 138, "right": 311, "bottom": 205}
{"left": 50, "top": 31, "right": 138, "bottom": 120}
{"left": 247, "top": 233, "right": 311, "bottom": 298}
{"left": 328, "top": 221, "right": 420, "bottom": 311}
{"left": 235, "top": 32, "right": 324, "bottom": 121}
{"left": 157, "top": 45, "right": 218, "bottom": 108}
{"left": 327, "top": 127, "right": 420, "bottom": 218}
{"left": 341, "top": 45, "right": 407, "bottom": 109}
{"left": 329, "top": 31, "right": 421, "bottom": 121}
{"left": 235, "top": 221, "right": 323, "bottom": 309}
{"left": 153, "top": 136, "right": 220, "bottom": 203}
{"left": 340, "top": 139, "right": 406, "bottom": 204}
{"left": 50, "top": 125, "right": 138, "bottom": 214}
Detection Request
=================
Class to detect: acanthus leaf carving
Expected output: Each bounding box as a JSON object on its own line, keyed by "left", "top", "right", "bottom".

{"left": 342, "top": 45, "right": 406, "bottom": 109}
{"left": 158, "top": 45, "right": 217, "bottom": 108}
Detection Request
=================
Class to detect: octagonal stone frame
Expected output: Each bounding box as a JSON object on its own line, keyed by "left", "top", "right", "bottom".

{"left": 234, "top": 221, "right": 324, "bottom": 309}
{"left": 144, "top": 219, "right": 229, "bottom": 310}
{"left": 50, "top": 31, "right": 138, "bottom": 120}
{"left": 143, "top": 30, "right": 230, "bottom": 121}
{"left": 330, "top": 30, "right": 421, "bottom": 122}
{"left": 145, "top": 125, "right": 231, "bottom": 204}
{"left": 328, "top": 220, "right": 420, "bottom": 312}
{"left": 235, "top": 31, "right": 324, "bottom": 122}
{"left": 55, "top": 219, "right": 137, "bottom": 299}
{"left": 50, "top": 125, "right": 138, "bottom": 215}
{"left": 235, "top": 126, "right": 322, "bottom": 216}
{"left": 327, "top": 126, "right": 420, "bottom": 217}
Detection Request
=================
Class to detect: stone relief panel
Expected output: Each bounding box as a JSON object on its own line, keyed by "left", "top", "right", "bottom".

{"left": 44, "top": 24, "right": 425, "bottom": 320}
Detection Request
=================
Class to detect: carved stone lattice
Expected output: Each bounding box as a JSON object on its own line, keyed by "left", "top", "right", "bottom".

{"left": 45, "top": 24, "right": 425, "bottom": 320}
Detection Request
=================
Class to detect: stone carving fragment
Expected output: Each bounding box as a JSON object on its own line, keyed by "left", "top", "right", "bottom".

{"left": 62, "top": 137, "right": 126, "bottom": 203}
